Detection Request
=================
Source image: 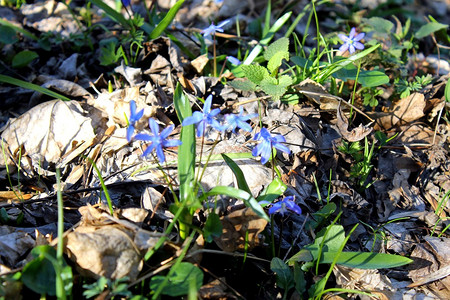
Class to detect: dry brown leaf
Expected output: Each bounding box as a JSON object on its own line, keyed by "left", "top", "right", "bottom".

{"left": 336, "top": 103, "right": 372, "bottom": 142}
{"left": 294, "top": 79, "right": 342, "bottom": 110}
{"left": 65, "top": 225, "right": 142, "bottom": 280}
{"left": 0, "top": 225, "right": 35, "bottom": 268}
{"left": 334, "top": 265, "right": 394, "bottom": 296}
{"left": 214, "top": 208, "right": 267, "bottom": 252}
{"left": 198, "top": 278, "right": 237, "bottom": 300}
{"left": 0, "top": 100, "right": 96, "bottom": 172}
{"left": 373, "top": 93, "right": 426, "bottom": 130}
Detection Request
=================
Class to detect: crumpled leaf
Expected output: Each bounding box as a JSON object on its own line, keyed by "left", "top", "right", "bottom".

{"left": 0, "top": 225, "right": 35, "bottom": 268}
{"left": 115, "top": 61, "right": 142, "bottom": 86}
{"left": 294, "top": 79, "right": 343, "bottom": 110}
{"left": 64, "top": 205, "right": 149, "bottom": 280}
{"left": 0, "top": 100, "right": 96, "bottom": 170}
{"left": 214, "top": 207, "right": 268, "bottom": 252}
{"left": 336, "top": 103, "right": 373, "bottom": 142}
{"left": 372, "top": 93, "right": 426, "bottom": 130}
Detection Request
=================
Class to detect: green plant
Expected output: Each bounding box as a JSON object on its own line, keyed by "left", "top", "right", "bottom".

{"left": 83, "top": 276, "right": 132, "bottom": 299}
{"left": 395, "top": 74, "right": 433, "bottom": 98}
{"left": 337, "top": 137, "right": 375, "bottom": 190}
{"left": 231, "top": 37, "right": 293, "bottom": 100}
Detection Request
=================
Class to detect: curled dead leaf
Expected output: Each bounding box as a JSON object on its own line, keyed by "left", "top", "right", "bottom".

{"left": 214, "top": 208, "right": 268, "bottom": 252}
{"left": 336, "top": 103, "right": 373, "bottom": 142}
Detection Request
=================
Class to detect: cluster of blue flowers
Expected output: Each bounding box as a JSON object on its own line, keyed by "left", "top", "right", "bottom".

{"left": 126, "top": 96, "right": 291, "bottom": 166}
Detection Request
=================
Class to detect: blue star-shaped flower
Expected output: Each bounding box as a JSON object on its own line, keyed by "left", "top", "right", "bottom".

{"left": 338, "top": 27, "right": 365, "bottom": 54}
{"left": 181, "top": 95, "right": 223, "bottom": 137}
{"left": 222, "top": 107, "right": 257, "bottom": 133}
{"left": 252, "top": 128, "right": 290, "bottom": 164}
{"left": 127, "top": 100, "right": 144, "bottom": 142}
{"left": 268, "top": 196, "right": 302, "bottom": 216}
{"left": 201, "top": 20, "right": 230, "bottom": 37}
{"left": 122, "top": 0, "right": 130, "bottom": 7}
{"left": 134, "top": 118, "right": 182, "bottom": 163}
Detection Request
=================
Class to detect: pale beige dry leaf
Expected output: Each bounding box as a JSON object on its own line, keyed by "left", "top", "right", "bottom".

{"left": 0, "top": 100, "right": 96, "bottom": 171}
{"left": 214, "top": 208, "right": 268, "bottom": 252}
{"left": 336, "top": 103, "right": 373, "bottom": 142}
{"left": 191, "top": 54, "right": 210, "bottom": 74}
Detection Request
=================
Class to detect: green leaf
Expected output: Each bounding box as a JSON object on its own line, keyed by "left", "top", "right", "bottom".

{"left": 201, "top": 186, "right": 269, "bottom": 221}
{"left": 22, "top": 246, "right": 63, "bottom": 296}
{"left": 0, "top": 74, "right": 71, "bottom": 101}
{"left": 260, "top": 75, "right": 293, "bottom": 100}
{"left": 229, "top": 78, "right": 257, "bottom": 91}
{"left": 90, "top": 0, "right": 130, "bottom": 29}
{"left": 415, "top": 22, "right": 448, "bottom": 39}
{"left": 264, "top": 37, "right": 289, "bottom": 61}
{"left": 366, "top": 17, "right": 394, "bottom": 33}
{"left": 256, "top": 177, "right": 287, "bottom": 204}
{"left": 271, "top": 257, "right": 294, "bottom": 291}
{"left": 293, "top": 263, "right": 306, "bottom": 294}
{"left": 203, "top": 212, "right": 222, "bottom": 243}
{"left": 242, "top": 64, "right": 270, "bottom": 85}
{"left": 267, "top": 51, "right": 290, "bottom": 73}
{"left": 0, "top": 19, "right": 38, "bottom": 41}
{"left": 243, "top": 11, "right": 292, "bottom": 65}
{"left": 332, "top": 64, "right": 389, "bottom": 87}
{"left": 173, "top": 83, "right": 198, "bottom": 210}
{"left": 0, "top": 25, "right": 18, "bottom": 44}
{"left": 445, "top": 78, "right": 450, "bottom": 103}
{"left": 12, "top": 50, "right": 39, "bottom": 68}
{"left": 149, "top": 0, "right": 185, "bottom": 39}
{"left": 149, "top": 262, "right": 203, "bottom": 297}
{"left": 319, "top": 251, "right": 413, "bottom": 269}
{"left": 222, "top": 154, "right": 251, "bottom": 194}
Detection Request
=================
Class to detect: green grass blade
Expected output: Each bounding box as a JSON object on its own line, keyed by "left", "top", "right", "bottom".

{"left": 90, "top": 0, "right": 130, "bottom": 29}
{"left": 0, "top": 74, "right": 71, "bottom": 101}
{"left": 256, "top": 177, "right": 287, "bottom": 204}
{"left": 221, "top": 153, "right": 251, "bottom": 194}
{"left": 149, "top": 0, "right": 185, "bottom": 39}
{"left": 201, "top": 186, "right": 269, "bottom": 221}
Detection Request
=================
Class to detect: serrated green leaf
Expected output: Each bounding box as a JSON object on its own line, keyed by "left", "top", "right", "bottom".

{"left": 366, "top": 17, "right": 394, "bottom": 33}
{"left": 278, "top": 75, "right": 293, "bottom": 87}
{"left": 12, "top": 50, "right": 39, "bottom": 68}
{"left": 242, "top": 64, "right": 270, "bottom": 85}
{"left": 229, "top": 78, "right": 257, "bottom": 91}
{"left": 415, "top": 22, "right": 449, "bottom": 39}
{"left": 264, "top": 37, "right": 289, "bottom": 61}
{"left": 150, "top": 262, "right": 203, "bottom": 297}
{"left": 271, "top": 257, "right": 294, "bottom": 290}
{"left": 260, "top": 76, "right": 291, "bottom": 100}
{"left": 267, "top": 51, "right": 289, "bottom": 73}
{"left": 222, "top": 154, "right": 251, "bottom": 194}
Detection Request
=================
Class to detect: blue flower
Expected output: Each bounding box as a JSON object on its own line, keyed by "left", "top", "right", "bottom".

{"left": 122, "top": 0, "right": 131, "bottom": 7}
{"left": 182, "top": 95, "right": 223, "bottom": 137}
{"left": 226, "top": 56, "right": 241, "bottom": 65}
{"left": 222, "top": 107, "right": 257, "bottom": 133}
{"left": 127, "top": 100, "right": 144, "bottom": 142}
{"left": 134, "top": 118, "right": 182, "bottom": 163}
{"left": 338, "top": 27, "right": 365, "bottom": 54}
{"left": 252, "top": 128, "right": 290, "bottom": 164}
{"left": 268, "top": 196, "right": 302, "bottom": 216}
{"left": 201, "top": 20, "right": 230, "bottom": 37}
